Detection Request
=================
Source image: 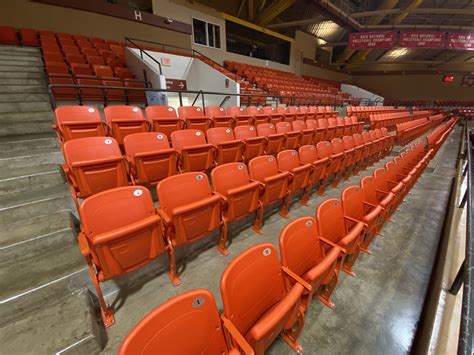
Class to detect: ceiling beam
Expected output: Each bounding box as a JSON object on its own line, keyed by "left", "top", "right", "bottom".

{"left": 352, "top": 7, "right": 474, "bottom": 18}
{"left": 266, "top": 18, "right": 324, "bottom": 29}
{"left": 256, "top": 0, "right": 295, "bottom": 26}
{"left": 237, "top": 0, "right": 247, "bottom": 18}
{"left": 248, "top": 0, "right": 254, "bottom": 21}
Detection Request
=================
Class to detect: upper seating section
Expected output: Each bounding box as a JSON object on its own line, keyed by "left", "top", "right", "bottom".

{"left": 224, "top": 61, "right": 354, "bottom": 105}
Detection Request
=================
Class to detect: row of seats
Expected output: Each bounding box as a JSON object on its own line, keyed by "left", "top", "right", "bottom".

{"left": 347, "top": 106, "right": 406, "bottom": 121}
{"left": 53, "top": 105, "right": 343, "bottom": 144}
{"left": 396, "top": 115, "right": 445, "bottom": 145}
{"left": 0, "top": 26, "right": 38, "bottom": 46}
{"left": 369, "top": 110, "right": 431, "bottom": 129}
{"left": 426, "top": 118, "right": 458, "bottom": 153}
{"left": 61, "top": 126, "right": 392, "bottom": 207}
{"left": 117, "top": 126, "right": 456, "bottom": 353}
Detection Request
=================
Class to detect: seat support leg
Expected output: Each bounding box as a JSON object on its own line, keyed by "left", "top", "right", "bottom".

{"left": 217, "top": 217, "right": 230, "bottom": 256}
{"left": 281, "top": 309, "right": 304, "bottom": 354}
{"left": 166, "top": 237, "right": 181, "bottom": 286}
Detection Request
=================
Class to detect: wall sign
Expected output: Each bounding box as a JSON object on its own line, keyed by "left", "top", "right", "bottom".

{"left": 447, "top": 33, "right": 474, "bottom": 49}
{"left": 348, "top": 32, "right": 397, "bottom": 49}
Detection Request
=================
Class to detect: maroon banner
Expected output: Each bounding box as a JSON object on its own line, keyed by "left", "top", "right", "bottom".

{"left": 447, "top": 33, "right": 474, "bottom": 49}
{"left": 399, "top": 31, "right": 446, "bottom": 48}
{"left": 348, "top": 31, "right": 397, "bottom": 49}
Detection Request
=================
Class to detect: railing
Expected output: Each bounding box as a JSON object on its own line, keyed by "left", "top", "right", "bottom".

{"left": 124, "top": 37, "right": 163, "bottom": 75}
{"left": 449, "top": 124, "right": 474, "bottom": 355}
{"left": 123, "top": 36, "right": 238, "bottom": 81}
{"left": 47, "top": 83, "right": 365, "bottom": 109}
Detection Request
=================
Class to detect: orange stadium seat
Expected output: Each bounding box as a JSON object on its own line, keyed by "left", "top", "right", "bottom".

{"left": 0, "top": 26, "right": 18, "bottom": 44}
{"left": 145, "top": 106, "right": 184, "bottom": 138}
{"left": 298, "top": 144, "right": 329, "bottom": 196}
{"left": 360, "top": 175, "right": 394, "bottom": 225}
{"left": 53, "top": 105, "right": 106, "bottom": 142}
{"left": 178, "top": 106, "right": 211, "bottom": 131}
{"left": 316, "top": 140, "right": 343, "bottom": 192}
{"left": 277, "top": 150, "right": 312, "bottom": 205}
{"left": 256, "top": 123, "right": 285, "bottom": 155}
{"left": 276, "top": 122, "right": 300, "bottom": 150}
{"left": 292, "top": 120, "right": 314, "bottom": 146}
{"left": 104, "top": 106, "right": 149, "bottom": 145}
{"left": 170, "top": 129, "right": 215, "bottom": 172}
{"left": 205, "top": 106, "right": 234, "bottom": 127}
{"left": 227, "top": 106, "right": 253, "bottom": 126}
{"left": 234, "top": 125, "right": 266, "bottom": 162}
{"left": 246, "top": 106, "right": 269, "bottom": 125}
{"left": 206, "top": 127, "right": 243, "bottom": 164}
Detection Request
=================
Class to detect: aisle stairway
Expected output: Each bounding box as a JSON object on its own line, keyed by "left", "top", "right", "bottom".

{"left": 0, "top": 45, "right": 101, "bottom": 354}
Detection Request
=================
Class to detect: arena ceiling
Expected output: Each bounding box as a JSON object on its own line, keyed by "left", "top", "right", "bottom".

{"left": 194, "top": 0, "right": 474, "bottom": 73}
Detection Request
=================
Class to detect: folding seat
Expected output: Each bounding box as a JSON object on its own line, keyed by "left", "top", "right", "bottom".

{"left": 124, "top": 132, "right": 178, "bottom": 185}
{"left": 78, "top": 186, "right": 164, "bottom": 327}
{"left": 64, "top": 53, "right": 85, "bottom": 66}
{"left": 62, "top": 137, "right": 129, "bottom": 205}
{"left": 306, "top": 119, "right": 324, "bottom": 144}
{"left": 178, "top": 106, "right": 211, "bottom": 131}
{"left": 41, "top": 42, "right": 61, "bottom": 53}
{"left": 207, "top": 127, "right": 242, "bottom": 165}
{"left": 157, "top": 172, "right": 225, "bottom": 284}
{"left": 246, "top": 106, "right": 268, "bottom": 126}
{"left": 262, "top": 106, "right": 283, "bottom": 124}
{"left": 19, "top": 28, "right": 38, "bottom": 46}
{"left": 80, "top": 47, "right": 99, "bottom": 57}
{"left": 316, "top": 198, "right": 365, "bottom": 276}
{"left": 77, "top": 39, "right": 94, "bottom": 49}
{"left": 220, "top": 243, "right": 305, "bottom": 354}
{"left": 104, "top": 106, "right": 149, "bottom": 145}
{"left": 360, "top": 175, "right": 394, "bottom": 223}
{"left": 94, "top": 65, "right": 114, "bottom": 78}
{"left": 57, "top": 32, "right": 73, "bottom": 41}
{"left": 49, "top": 76, "right": 77, "bottom": 100}
{"left": 234, "top": 125, "right": 266, "bottom": 162}
{"left": 43, "top": 51, "right": 64, "bottom": 63}
{"left": 277, "top": 150, "right": 312, "bottom": 205}
{"left": 249, "top": 155, "right": 290, "bottom": 218}
{"left": 45, "top": 61, "right": 69, "bottom": 75}
{"left": 279, "top": 217, "right": 343, "bottom": 310}
{"left": 87, "top": 55, "right": 106, "bottom": 66}
{"left": 171, "top": 130, "right": 216, "bottom": 172}
{"left": 369, "top": 130, "right": 383, "bottom": 162}
{"left": 317, "top": 119, "right": 332, "bottom": 141}
{"left": 119, "top": 289, "right": 253, "bottom": 354}
{"left": 107, "top": 56, "right": 126, "bottom": 69}
{"left": 327, "top": 117, "right": 338, "bottom": 139}
{"left": 212, "top": 162, "right": 262, "bottom": 233}
{"left": 288, "top": 106, "right": 306, "bottom": 121}
{"left": 59, "top": 38, "right": 76, "bottom": 47}
{"left": 351, "top": 116, "right": 363, "bottom": 133}
{"left": 316, "top": 141, "right": 343, "bottom": 193}
{"left": 115, "top": 67, "right": 134, "bottom": 80}
{"left": 227, "top": 106, "right": 253, "bottom": 126}
{"left": 124, "top": 81, "right": 146, "bottom": 102}
{"left": 374, "top": 128, "right": 389, "bottom": 158}
{"left": 53, "top": 106, "right": 106, "bottom": 142}
{"left": 335, "top": 118, "right": 345, "bottom": 138}
{"left": 94, "top": 42, "right": 109, "bottom": 52}
{"left": 77, "top": 77, "right": 103, "bottom": 100}
{"left": 361, "top": 131, "right": 376, "bottom": 166}
{"left": 341, "top": 186, "right": 383, "bottom": 253}
{"left": 38, "top": 30, "right": 55, "bottom": 38}
{"left": 71, "top": 63, "right": 93, "bottom": 76}
{"left": 0, "top": 26, "right": 17, "bottom": 44}
{"left": 292, "top": 120, "right": 313, "bottom": 146}
{"left": 276, "top": 122, "right": 300, "bottom": 150}
{"left": 276, "top": 106, "right": 295, "bottom": 123}
{"left": 342, "top": 117, "right": 353, "bottom": 136}
{"left": 256, "top": 123, "right": 285, "bottom": 155}
{"left": 381, "top": 127, "right": 395, "bottom": 155}
{"left": 298, "top": 144, "right": 329, "bottom": 195}
{"left": 62, "top": 45, "right": 81, "bottom": 55}
{"left": 205, "top": 106, "right": 234, "bottom": 128}
{"left": 341, "top": 136, "right": 357, "bottom": 179}
{"left": 145, "top": 106, "right": 184, "bottom": 138}
{"left": 102, "top": 79, "right": 126, "bottom": 101}
{"left": 109, "top": 44, "right": 124, "bottom": 57}
{"left": 330, "top": 138, "right": 349, "bottom": 187}
{"left": 373, "top": 168, "right": 403, "bottom": 212}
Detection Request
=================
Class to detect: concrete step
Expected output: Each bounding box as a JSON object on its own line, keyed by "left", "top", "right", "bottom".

{"left": 0, "top": 71, "right": 45, "bottom": 79}
{"left": 0, "top": 184, "right": 72, "bottom": 224}
{"left": 0, "top": 292, "right": 102, "bottom": 354}
{"left": 0, "top": 164, "right": 64, "bottom": 196}
{"left": 0, "top": 59, "right": 44, "bottom": 67}
{"left": 0, "top": 147, "right": 62, "bottom": 170}
{"left": 0, "top": 93, "right": 50, "bottom": 102}
{"left": 0, "top": 54, "right": 43, "bottom": 63}
{"left": 0, "top": 133, "right": 57, "bottom": 153}
{"left": 0, "top": 65, "right": 44, "bottom": 73}
{"left": 0, "top": 78, "right": 46, "bottom": 85}
{"left": 0, "top": 120, "right": 55, "bottom": 137}
{"left": 0, "top": 110, "right": 54, "bottom": 122}
{"left": 0, "top": 84, "right": 47, "bottom": 94}
{"left": 0, "top": 45, "right": 41, "bottom": 54}
{"left": 0, "top": 100, "right": 51, "bottom": 113}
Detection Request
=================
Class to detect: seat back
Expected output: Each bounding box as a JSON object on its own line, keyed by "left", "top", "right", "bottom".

{"left": 360, "top": 176, "right": 378, "bottom": 205}
{"left": 145, "top": 106, "right": 182, "bottom": 137}
{"left": 316, "top": 199, "right": 346, "bottom": 244}
{"left": 234, "top": 125, "right": 257, "bottom": 140}
{"left": 207, "top": 127, "right": 236, "bottom": 144}
{"left": 316, "top": 141, "right": 332, "bottom": 159}
{"left": 63, "top": 137, "right": 129, "bottom": 197}
{"left": 256, "top": 123, "right": 277, "bottom": 137}
{"left": 157, "top": 172, "right": 221, "bottom": 242}
{"left": 277, "top": 150, "right": 301, "bottom": 172}
{"left": 221, "top": 243, "right": 299, "bottom": 352}
{"left": 298, "top": 145, "right": 318, "bottom": 164}
{"left": 373, "top": 167, "right": 389, "bottom": 191}
{"left": 276, "top": 121, "right": 292, "bottom": 134}
{"left": 331, "top": 138, "right": 345, "bottom": 155}
{"left": 124, "top": 132, "right": 177, "bottom": 185}
{"left": 55, "top": 106, "right": 105, "bottom": 141}
{"left": 207, "top": 128, "right": 242, "bottom": 164}
{"left": 292, "top": 120, "right": 306, "bottom": 132}
{"left": 171, "top": 129, "right": 206, "bottom": 150}
{"left": 353, "top": 133, "right": 364, "bottom": 147}
{"left": 178, "top": 106, "right": 205, "bottom": 119}
{"left": 104, "top": 106, "right": 148, "bottom": 144}
{"left": 212, "top": 163, "right": 259, "bottom": 219}
{"left": 119, "top": 289, "right": 228, "bottom": 355}
{"left": 206, "top": 106, "right": 226, "bottom": 117}
{"left": 279, "top": 217, "right": 323, "bottom": 279}
{"left": 227, "top": 106, "right": 247, "bottom": 116}
{"left": 80, "top": 186, "right": 163, "bottom": 280}
{"left": 341, "top": 186, "right": 365, "bottom": 222}
{"left": 248, "top": 155, "right": 279, "bottom": 182}
{"left": 342, "top": 135, "right": 355, "bottom": 150}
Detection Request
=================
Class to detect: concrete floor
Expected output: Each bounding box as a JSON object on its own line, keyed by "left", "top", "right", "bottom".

{"left": 97, "top": 127, "right": 461, "bottom": 354}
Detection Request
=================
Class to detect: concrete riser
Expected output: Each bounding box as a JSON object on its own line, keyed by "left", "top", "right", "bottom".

{"left": 0, "top": 71, "right": 45, "bottom": 79}
{"left": 0, "top": 170, "right": 64, "bottom": 196}
{"left": 0, "top": 54, "right": 43, "bottom": 63}
{"left": 0, "top": 60, "right": 43, "bottom": 67}
{"left": 0, "top": 93, "right": 50, "bottom": 102}
{"left": 0, "top": 110, "right": 54, "bottom": 122}
{"left": 0, "top": 137, "right": 58, "bottom": 153}
{"left": 0, "top": 78, "right": 47, "bottom": 85}
{"left": 0, "top": 101, "right": 51, "bottom": 113}
{"left": 0, "top": 65, "right": 44, "bottom": 73}
{"left": 0, "top": 122, "right": 53, "bottom": 136}
{"left": 0, "top": 151, "right": 62, "bottom": 169}
{"left": 0, "top": 194, "right": 73, "bottom": 224}
{"left": 0, "top": 85, "right": 47, "bottom": 94}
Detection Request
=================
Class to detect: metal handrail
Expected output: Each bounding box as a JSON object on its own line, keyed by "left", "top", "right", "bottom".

{"left": 47, "top": 83, "right": 362, "bottom": 109}
{"left": 48, "top": 74, "right": 151, "bottom": 85}
{"left": 124, "top": 37, "right": 163, "bottom": 75}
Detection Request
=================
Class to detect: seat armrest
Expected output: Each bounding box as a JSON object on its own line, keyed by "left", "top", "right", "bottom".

{"left": 156, "top": 208, "right": 172, "bottom": 226}
{"left": 221, "top": 316, "right": 255, "bottom": 355}
{"left": 320, "top": 236, "right": 346, "bottom": 254}
{"left": 77, "top": 232, "right": 90, "bottom": 257}
{"left": 339, "top": 222, "right": 365, "bottom": 247}
{"left": 282, "top": 266, "right": 312, "bottom": 292}
{"left": 344, "top": 215, "right": 367, "bottom": 228}
{"left": 263, "top": 171, "right": 289, "bottom": 184}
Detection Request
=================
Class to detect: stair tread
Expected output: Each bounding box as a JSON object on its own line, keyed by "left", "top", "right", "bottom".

{"left": 0, "top": 132, "right": 55, "bottom": 143}
{"left": 0, "top": 110, "right": 54, "bottom": 121}
{"left": 0, "top": 184, "right": 69, "bottom": 209}
{"left": 0, "top": 163, "right": 60, "bottom": 181}
{"left": 0, "top": 291, "right": 99, "bottom": 354}
{"left": 0, "top": 211, "right": 72, "bottom": 249}
{"left": 0, "top": 147, "right": 60, "bottom": 160}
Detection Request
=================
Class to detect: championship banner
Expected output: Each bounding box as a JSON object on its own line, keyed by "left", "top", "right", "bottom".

{"left": 447, "top": 33, "right": 474, "bottom": 49}
{"left": 348, "top": 31, "right": 397, "bottom": 49}
{"left": 399, "top": 31, "right": 446, "bottom": 48}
